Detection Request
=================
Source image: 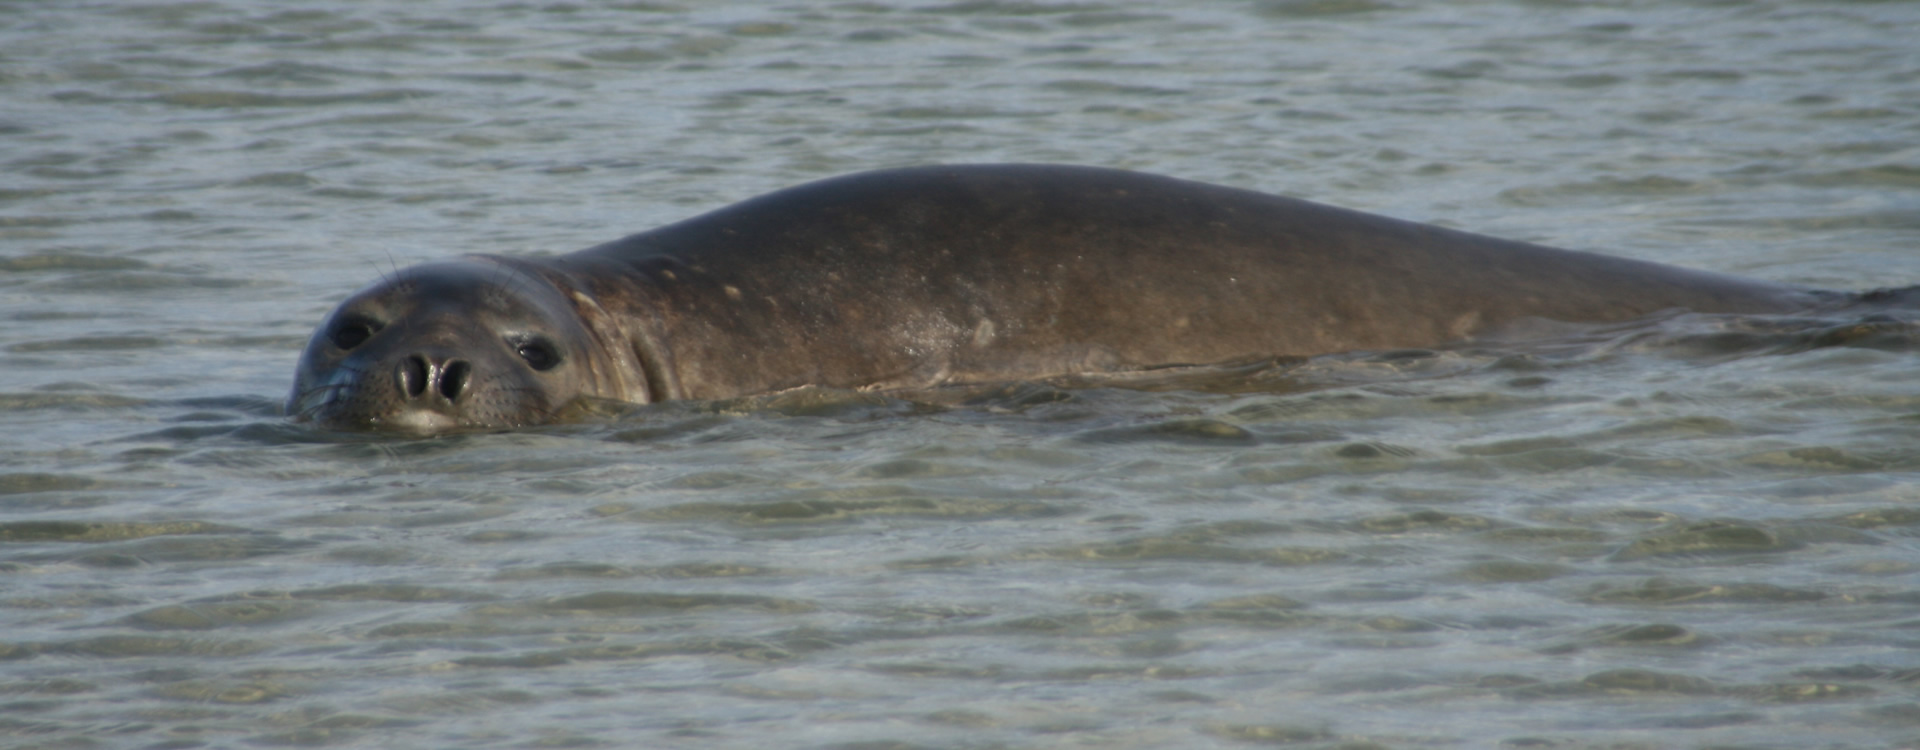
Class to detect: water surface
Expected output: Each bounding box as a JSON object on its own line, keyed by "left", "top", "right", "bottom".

{"left": 4, "top": 2, "right": 1920, "bottom": 748}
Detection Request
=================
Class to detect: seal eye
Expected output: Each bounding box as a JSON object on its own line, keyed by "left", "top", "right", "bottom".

{"left": 330, "top": 316, "right": 382, "bottom": 351}
{"left": 514, "top": 337, "right": 561, "bottom": 371}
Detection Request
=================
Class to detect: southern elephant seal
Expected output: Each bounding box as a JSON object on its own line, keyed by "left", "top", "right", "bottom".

{"left": 288, "top": 164, "right": 1880, "bottom": 434}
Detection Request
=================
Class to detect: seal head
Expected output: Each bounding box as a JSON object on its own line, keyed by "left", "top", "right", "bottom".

{"left": 286, "top": 257, "right": 637, "bottom": 434}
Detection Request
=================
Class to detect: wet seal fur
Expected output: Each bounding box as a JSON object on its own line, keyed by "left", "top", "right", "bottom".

{"left": 288, "top": 164, "right": 1908, "bottom": 434}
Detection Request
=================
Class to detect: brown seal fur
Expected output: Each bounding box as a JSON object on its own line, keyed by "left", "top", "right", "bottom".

{"left": 289, "top": 164, "right": 1858, "bottom": 434}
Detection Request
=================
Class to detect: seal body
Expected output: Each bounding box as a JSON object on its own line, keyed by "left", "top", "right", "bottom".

{"left": 289, "top": 164, "right": 1838, "bottom": 433}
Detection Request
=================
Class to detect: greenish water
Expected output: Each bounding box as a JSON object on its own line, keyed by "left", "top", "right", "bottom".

{"left": 3, "top": 2, "right": 1919, "bottom": 748}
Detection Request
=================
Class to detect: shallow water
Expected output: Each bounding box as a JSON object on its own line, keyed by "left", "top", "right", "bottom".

{"left": 5, "top": 1, "right": 1920, "bottom": 748}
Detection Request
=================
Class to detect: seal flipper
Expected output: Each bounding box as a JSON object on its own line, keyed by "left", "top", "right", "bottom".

{"left": 1851, "top": 285, "right": 1920, "bottom": 310}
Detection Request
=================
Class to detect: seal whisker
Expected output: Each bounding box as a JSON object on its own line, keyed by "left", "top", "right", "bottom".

{"left": 369, "top": 250, "right": 399, "bottom": 287}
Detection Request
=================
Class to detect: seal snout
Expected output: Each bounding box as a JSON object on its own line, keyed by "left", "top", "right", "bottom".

{"left": 397, "top": 353, "right": 472, "bottom": 406}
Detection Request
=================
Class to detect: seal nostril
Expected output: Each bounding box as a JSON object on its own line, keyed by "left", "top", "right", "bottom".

{"left": 440, "top": 360, "right": 471, "bottom": 402}
{"left": 400, "top": 355, "right": 429, "bottom": 398}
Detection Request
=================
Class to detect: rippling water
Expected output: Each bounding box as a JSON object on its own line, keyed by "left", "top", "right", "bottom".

{"left": 5, "top": 2, "right": 1920, "bottom": 748}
